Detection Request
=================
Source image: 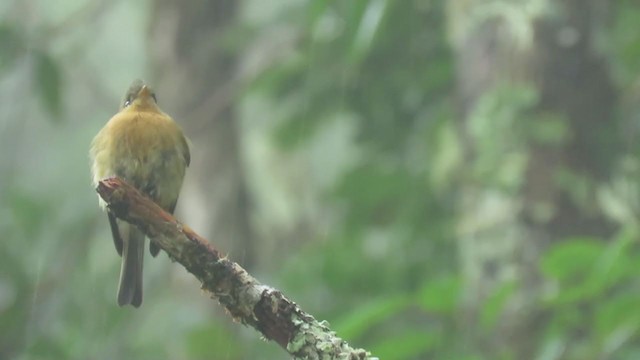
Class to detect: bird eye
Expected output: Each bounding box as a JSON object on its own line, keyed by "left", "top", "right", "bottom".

{"left": 123, "top": 95, "right": 133, "bottom": 108}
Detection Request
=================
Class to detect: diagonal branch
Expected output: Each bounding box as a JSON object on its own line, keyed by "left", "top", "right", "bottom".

{"left": 96, "top": 177, "right": 373, "bottom": 360}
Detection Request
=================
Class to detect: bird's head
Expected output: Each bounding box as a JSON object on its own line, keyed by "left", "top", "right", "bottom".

{"left": 121, "top": 79, "right": 158, "bottom": 110}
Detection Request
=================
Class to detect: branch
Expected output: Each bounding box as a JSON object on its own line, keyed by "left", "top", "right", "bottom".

{"left": 96, "top": 177, "right": 373, "bottom": 360}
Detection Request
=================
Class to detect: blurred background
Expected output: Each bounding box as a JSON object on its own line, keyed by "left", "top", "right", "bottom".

{"left": 1, "top": 0, "right": 640, "bottom": 359}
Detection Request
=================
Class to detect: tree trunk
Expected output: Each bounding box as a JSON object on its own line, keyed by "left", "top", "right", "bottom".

{"left": 449, "top": 0, "right": 617, "bottom": 357}
{"left": 147, "top": 0, "right": 255, "bottom": 268}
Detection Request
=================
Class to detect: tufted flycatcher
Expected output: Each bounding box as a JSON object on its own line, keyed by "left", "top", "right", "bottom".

{"left": 90, "top": 79, "right": 190, "bottom": 307}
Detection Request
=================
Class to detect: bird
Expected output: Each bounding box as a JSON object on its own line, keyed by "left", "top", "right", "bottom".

{"left": 90, "top": 79, "right": 190, "bottom": 307}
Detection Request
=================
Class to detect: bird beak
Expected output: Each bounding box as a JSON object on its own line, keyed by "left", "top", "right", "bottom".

{"left": 138, "top": 85, "right": 152, "bottom": 99}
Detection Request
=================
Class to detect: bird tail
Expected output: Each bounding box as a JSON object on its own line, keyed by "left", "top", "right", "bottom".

{"left": 117, "top": 225, "right": 145, "bottom": 307}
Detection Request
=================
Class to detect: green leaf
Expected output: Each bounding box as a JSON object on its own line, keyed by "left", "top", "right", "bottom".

{"left": 33, "top": 51, "right": 63, "bottom": 120}
{"left": 595, "top": 293, "right": 640, "bottom": 345}
{"left": 371, "top": 330, "right": 437, "bottom": 360}
{"left": 480, "top": 281, "right": 517, "bottom": 330}
{"left": 587, "top": 229, "right": 636, "bottom": 292}
{"left": 418, "top": 274, "right": 461, "bottom": 314}
{"left": 540, "top": 237, "right": 603, "bottom": 281}
{"left": 333, "top": 295, "right": 411, "bottom": 340}
{"left": 541, "top": 236, "right": 637, "bottom": 305}
{"left": 348, "top": 0, "right": 388, "bottom": 65}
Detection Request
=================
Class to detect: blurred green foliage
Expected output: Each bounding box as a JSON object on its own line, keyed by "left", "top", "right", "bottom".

{"left": 0, "top": 21, "right": 64, "bottom": 121}
{"left": 251, "top": 0, "right": 640, "bottom": 359}
{"left": 3, "top": 0, "right": 640, "bottom": 359}
{"left": 33, "top": 51, "right": 63, "bottom": 120}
